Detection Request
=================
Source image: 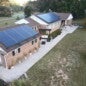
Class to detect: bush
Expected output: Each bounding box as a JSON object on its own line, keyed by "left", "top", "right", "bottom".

{"left": 0, "top": 6, "right": 12, "bottom": 17}
{"left": 24, "top": 6, "right": 32, "bottom": 18}
{"left": 0, "top": 79, "right": 9, "bottom": 86}
{"left": 47, "top": 35, "right": 51, "bottom": 42}
{"left": 11, "top": 79, "right": 31, "bottom": 86}
{"left": 5, "top": 22, "right": 8, "bottom": 25}
{"left": 16, "top": 16, "right": 20, "bottom": 20}
{"left": 50, "top": 29, "right": 61, "bottom": 39}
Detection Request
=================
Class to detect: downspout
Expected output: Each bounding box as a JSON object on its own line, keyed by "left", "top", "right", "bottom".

{"left": 4, "top": 55, "right": 8, "bottom": 69}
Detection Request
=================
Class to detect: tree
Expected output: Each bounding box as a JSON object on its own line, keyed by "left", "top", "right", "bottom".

{"left": 24, "top": 6, "right": 32, "bottom": 18}
{"left": 36, "top": 0, "right": 86, "bottom": 19}
{"left": 0, "top": 0, "right": 8, "bottom": 3}
{"left": 0, "top": 0, "right": 9, "bottom": 6}
{"left": 0, "top": 79, "right": 9, "bottom": 86}
{"left": 0, "top": 6, "right": 12, "bottom": 17}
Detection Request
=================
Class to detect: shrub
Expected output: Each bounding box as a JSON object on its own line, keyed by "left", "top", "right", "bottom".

{"left": 5, "top": 22, "right": 8, "bottom": 25}
{"left": 47, "top": 34, "right": 51, "bottom": 42}
{"left": 50, "top": 29, "right": 61, "bottom": 39}
{"left": 16, "top": 16, "right": 20, "bottom": 20}
{"left": 0, "top": 79, "right": 9, "bottom": 86}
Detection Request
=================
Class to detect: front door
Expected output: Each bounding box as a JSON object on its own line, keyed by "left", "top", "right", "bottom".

{"left": 61, "top": 20, "right": 65, "bottom": 26}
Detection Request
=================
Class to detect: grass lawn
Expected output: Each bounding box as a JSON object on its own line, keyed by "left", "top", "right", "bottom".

{"left": 73, "top": 18, "right": 86, "bottom": 26}
{"left": 11, "top": 18, "right": 86, "bottom": 86}
{"left": 0, "top": 18, "right": 16, "bottom": 27}
{"left": 0, "top": 11, "right": 24, "bottom": 28}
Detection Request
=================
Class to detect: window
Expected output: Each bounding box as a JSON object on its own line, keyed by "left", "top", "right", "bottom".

{"left": 32, "top": 40, "right": 34, "bottom": 45}
{"left": 35, "top": 39, "right": 37, "bottom": 43}
{"left": 1, "top": 53, "right": 4, "bottom": 56}
{"left": 33, "top": 26, "right": 37, "bottom": 31}
{"left": 34, "top": 26, "right": 38, "bottom": 31}
{"left": 35, "top": 27, "right": 36, "bottom": 30}
{"left": 18, "top": 48, "right": 20, "bottom": 53}
{"left": 12, "top": 51, "right": 15, "bottom": 56}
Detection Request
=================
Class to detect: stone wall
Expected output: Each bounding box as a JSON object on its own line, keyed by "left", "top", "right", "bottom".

{"left": 4, "top": 37, "right": 40, "bottom": 69}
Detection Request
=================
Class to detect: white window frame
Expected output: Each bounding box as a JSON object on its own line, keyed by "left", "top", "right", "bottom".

{"left": 0, "top": 57, "right": 2, "bottom": 63}
{"left": 13, "top": 47, "right": 21, "bottom": 54}
{"left": 15, "top": 49, "right": 18, "bottom": 53}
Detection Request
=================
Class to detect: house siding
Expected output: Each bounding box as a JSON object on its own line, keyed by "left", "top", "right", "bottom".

{"left": 46, "top": 21, "right": 61, "bottom": 34}
{"left": 0, "top": 54, "right": 6, "bottom": 67}
{"left": 4, "top": 37, "right": 40, "bottom": 69}
{"left": 65, "top": 19, "right": 72, "bottom": 26}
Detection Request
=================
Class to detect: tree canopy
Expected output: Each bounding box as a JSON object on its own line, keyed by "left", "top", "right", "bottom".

{"left": 0, "top": 6, "right": 12, "bottom": 17}
{"left": 37, "top": 0, "right": 86, "bottom": 18}
{"left": 24, "top": 6, "right": 33, "bottom": 18}
{"left": 0, "top": 0, "right": 9, "bottom": 6}
{"left": 25, "top": 0, "right": 86, "bottom": 19}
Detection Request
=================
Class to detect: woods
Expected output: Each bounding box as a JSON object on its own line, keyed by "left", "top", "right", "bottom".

{"left": 25, "top": 0, "right": 86, "bottom": 19}
{"left": 37, "top": 0, "right": 86, "bottom": 18}
{"left": 0, "top": 6, "right": 12, "bottom": 17}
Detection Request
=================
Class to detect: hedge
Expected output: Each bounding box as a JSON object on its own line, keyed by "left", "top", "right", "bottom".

{"left": 50, "top": 29, "right": 62, "bottom": 39}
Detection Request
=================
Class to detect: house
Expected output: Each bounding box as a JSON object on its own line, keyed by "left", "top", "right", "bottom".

{"left": 0, "top": 24, "right": 40, "bottom": 69}
{"left": 30, "top": 12, "right": 61, "bottom": 35}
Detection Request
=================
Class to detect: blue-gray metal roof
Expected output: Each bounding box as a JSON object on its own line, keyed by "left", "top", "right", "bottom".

{"left": 0, "top": 25, "right": 38, "bottom": 48}
{"left": 37, "top": 12, "right": 60, "bottom": 24}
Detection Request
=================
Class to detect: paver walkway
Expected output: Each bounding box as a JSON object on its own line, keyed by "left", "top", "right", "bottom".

{"left": 0, "top": 25, "right": 78, "bottom": 82}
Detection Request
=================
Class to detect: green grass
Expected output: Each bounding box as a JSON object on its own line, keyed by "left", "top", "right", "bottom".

{"left": 11, "top": 19, "right": 86, "bottom": 86}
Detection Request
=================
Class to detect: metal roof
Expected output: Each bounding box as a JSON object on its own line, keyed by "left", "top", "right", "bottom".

{"left": 0, "top": 24, "right": 39, "bottom": 52}
{"left": 36, "top": 12, "right": 60, "bottom": 24}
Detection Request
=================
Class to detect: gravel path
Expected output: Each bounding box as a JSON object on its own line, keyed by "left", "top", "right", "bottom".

{"left": 0, "top": 25, "right": 78, "bottom": 82}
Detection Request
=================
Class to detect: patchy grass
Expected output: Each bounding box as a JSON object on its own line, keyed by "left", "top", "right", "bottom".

{"left": 0, "top": 17, "right": 12, "bottom": 20}
{"left": 0, "top": 19, "right": 16, "bottom": 27}
{"left": 26, "top": 29, "right": 86, "bottom": 86}
{"left": 0, "top": 12, "right": 24, "bottom": 28}
{"left": 73, "top": 18, "right": 86, "bottom": 26}
{"left": 11, "top": 27, "right": 86, "bottom": 86}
